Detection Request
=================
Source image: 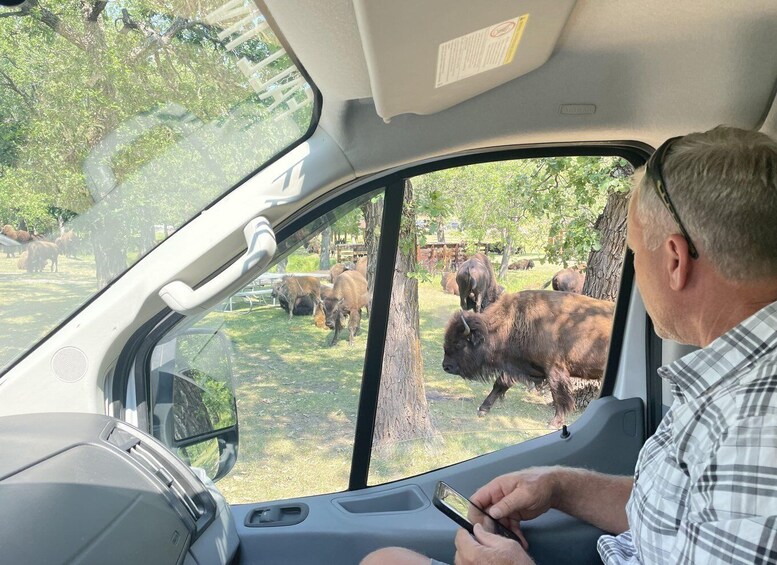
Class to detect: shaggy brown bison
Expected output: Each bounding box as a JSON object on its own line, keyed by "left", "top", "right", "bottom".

{"left": 329, "top": 262, "right": 350, "bottom": 283}
{"left": 26, "top": 241, "right": 59, "bottom": 272}
{"left": 16, "top": 251, "right": 28, "bottom": 270}
{"left": 456, "top": 253, "right": 503, "bottom": 312}
{"left": 2, "top": 224, "right": 33, "bottom": 258}
{"left": 440, "top": 272, "right": 459, "bottom": 295}
{"left": 55, "top": 230, "right": 78, "bottom": 258}
{"left": 508, "top": 259, "right": 535, "bottom": 270}
{"left": 442, "top": 290, "right": 614, "bottom": 428}
{"left": 271, "top": 275, "right": 322, "bottom": 319}
{"left": 322, "top": 270, "right": 369, "bottom": 346}
{"left": 551, "top": 268, "right": 585, "bottom": 293}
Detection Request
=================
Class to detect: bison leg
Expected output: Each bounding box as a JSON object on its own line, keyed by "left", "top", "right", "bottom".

{"left": 477, "top": 372, "right": 514, "bottom": 417}
{"left": 329, "top": 316, "right": 342, "bottom": 346}
{"left": 546, "top": 365, "right": 575, "bottom": 429}
{"left": 348, "top": 310, "right": 361, "bottom": 346}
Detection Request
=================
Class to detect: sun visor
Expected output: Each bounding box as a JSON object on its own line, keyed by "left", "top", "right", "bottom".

{"left": 352, "top": 0, "right": 577, "bottom": 122}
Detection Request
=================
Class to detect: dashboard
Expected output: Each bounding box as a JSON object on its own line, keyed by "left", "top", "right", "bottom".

{"left": 0, "top": 412, "right": 238, "bottom": 565}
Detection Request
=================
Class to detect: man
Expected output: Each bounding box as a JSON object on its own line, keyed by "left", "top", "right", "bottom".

{"left": 362, "top": 126, "right": 777, "bottom": 564}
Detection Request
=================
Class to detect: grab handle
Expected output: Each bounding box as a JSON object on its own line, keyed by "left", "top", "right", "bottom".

{"left": 159, "top": 217, "right": 276, "bottom": 315}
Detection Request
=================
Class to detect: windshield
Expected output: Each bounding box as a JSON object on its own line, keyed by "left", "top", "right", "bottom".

{"left": 0, "top": 0, "right": 316, "bottom": 374}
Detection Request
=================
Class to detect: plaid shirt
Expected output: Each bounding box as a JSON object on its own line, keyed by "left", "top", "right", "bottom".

{"left": 598, "top": 301, "right": 777, "bottom": 564}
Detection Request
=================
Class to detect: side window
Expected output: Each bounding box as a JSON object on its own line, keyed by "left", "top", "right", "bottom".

{"left": 368, "top": 157, "right": 633, "bottom": 484}
{"left": 150, "top": 189, "right": 384, "bottom": 502}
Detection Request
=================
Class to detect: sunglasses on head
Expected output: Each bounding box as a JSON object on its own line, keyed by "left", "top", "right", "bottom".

{"left": 644, "top": 136, "right": 699, "bottom": 259}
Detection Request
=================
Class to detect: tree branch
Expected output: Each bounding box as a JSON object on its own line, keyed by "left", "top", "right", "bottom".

{"left": 0, "top": 67, "right": 35, "bottom": 108}
{"left": 20, "top": 0, "right": 88, "bottom": 51}
{"left": 87, "top": 0, "right": 108, "bottom": 22}
{"left": 130, "top": 17, "right": 194, "bottom": 61}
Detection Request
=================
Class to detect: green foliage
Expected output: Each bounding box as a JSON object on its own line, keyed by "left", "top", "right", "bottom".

{"left": 285, "top": 253, "right": 320, "bottom": 272}
{"left": 412, "top": 157, "right": 633, "bottom": 267}
{"left": 0, "top": 0, "right": 314, "bottom": 278}
{"left": 331, "top": 207, "right": 362, "bottom": 240}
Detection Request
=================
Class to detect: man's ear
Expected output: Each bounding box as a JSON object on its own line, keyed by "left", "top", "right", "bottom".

{"left": 665, "top": 234, "right": 692, "bottom": 291}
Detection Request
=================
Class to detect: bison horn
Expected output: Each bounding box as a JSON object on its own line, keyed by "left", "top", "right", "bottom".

{"left": 461, "top": 313, "right": 471, "bottom": 336}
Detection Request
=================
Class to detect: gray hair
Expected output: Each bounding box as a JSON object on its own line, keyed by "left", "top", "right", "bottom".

{"left": 633, "top": 126, "right": 777, "bottom": 280}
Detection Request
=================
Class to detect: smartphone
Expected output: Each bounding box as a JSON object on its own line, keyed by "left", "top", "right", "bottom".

{"left": 432, "top": 481, "right": 522, "bottom": 543}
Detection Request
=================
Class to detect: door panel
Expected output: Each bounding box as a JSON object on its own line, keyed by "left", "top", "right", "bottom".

{"left": 233, "top": 396, "right": 642, "bottom": 565}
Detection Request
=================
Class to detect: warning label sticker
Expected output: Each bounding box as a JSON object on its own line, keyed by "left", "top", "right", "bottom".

{"left": 435, "top": 14, "right": 529, "bottom": 88}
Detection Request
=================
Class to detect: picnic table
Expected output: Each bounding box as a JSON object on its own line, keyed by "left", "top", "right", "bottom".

{"left": 222, "top": 271, "right": 330, "bottom": 312}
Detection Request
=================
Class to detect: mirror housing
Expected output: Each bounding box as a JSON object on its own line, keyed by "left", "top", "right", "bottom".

{"left": 150, "top": 328, "right": 238, "bottom": 481}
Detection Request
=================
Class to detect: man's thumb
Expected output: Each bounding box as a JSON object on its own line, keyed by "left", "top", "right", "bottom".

{"left": 472, "top": 523, "right": 501, "bottom": 546}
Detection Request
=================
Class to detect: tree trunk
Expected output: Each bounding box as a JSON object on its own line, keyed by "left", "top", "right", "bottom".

{"left": 276, "top": 256, "right": 287, "bottom": 273}
{"left": 360, "top": 197, "right": 383, "bottom": 296}
{"left": 373, "top": 180, "right": 436, "bottom": 448}
{"left": 498, "top": 231, "right": 512, "bottom": 280}
{"left": 319, "top": 226, "right": 331, "bottom": 270}
{"left": 582, "top": 190, "right": 630, "bottom": 301}
{"left": 92, "top": 227, "right": 127, "bottom": 289}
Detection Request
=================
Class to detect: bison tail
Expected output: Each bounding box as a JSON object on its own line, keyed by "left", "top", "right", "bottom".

{"left": 541, "top": 278, "right": 552, "bottom": 289}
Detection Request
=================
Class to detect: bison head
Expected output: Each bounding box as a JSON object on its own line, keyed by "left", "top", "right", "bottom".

{"left": 271, "top": 280, "right": 286, "bottom": 300}
{"left": 442, "top": 310, "right": 491, "bottom": 381}
{"left": 323, "top": 296, "right": 347, "bottom": 329}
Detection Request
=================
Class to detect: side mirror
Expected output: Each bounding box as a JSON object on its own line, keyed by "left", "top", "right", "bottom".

{"left": 150, "top": 328, "right": 238, "bottom": 481}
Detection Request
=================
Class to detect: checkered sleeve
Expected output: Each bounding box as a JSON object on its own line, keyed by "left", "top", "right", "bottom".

{"left": 670, "top": 414, "right": 777, "bottom": 564}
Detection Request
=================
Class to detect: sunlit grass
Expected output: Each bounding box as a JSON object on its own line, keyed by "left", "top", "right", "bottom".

{"left": 0, "top": 253, "right": 99, "bottom": 370}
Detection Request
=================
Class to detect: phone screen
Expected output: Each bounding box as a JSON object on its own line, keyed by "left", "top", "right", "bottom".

{"left": 433, "top": 481, "right": 521, "bottom": 542}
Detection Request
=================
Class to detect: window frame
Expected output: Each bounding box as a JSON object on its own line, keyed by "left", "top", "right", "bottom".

{"left": 120, "top": 141, "right": 658, "bottom": 494}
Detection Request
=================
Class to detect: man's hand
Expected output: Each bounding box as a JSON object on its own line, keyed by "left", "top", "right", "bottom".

{"left": 471, "top": 467, "right": 557, "bottom": 524}
{"left": 471, "top": 466, "right": 633, "bottom": 535}
{"left": 454, "top": 524, "right": 535, "bottom": 565}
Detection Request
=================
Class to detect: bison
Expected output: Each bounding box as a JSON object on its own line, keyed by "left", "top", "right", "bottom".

{"left": 26, "top": 241, "right": 59, "bottom": 273}
{"left": 55, "top": 230, "right": 78, "bottom": 258}
{"left": 440, "top": 272, "right": 459, "bottom": 295}
{"left": 2, "top": 224, "right": 33, "bottom": 258}
{"left": 271, "top": 275, "right": 322, "bottom": 319}
{"left": 508, "top": 259, "right": 535, "bottom": 270}
{"left": 329, "top": 262, "right": 356, "bottom": 283}
{"left": 442, "top": 290, "right": 614, "bottom": 428}
{"left": 456, "top": 253, "right": 503, "bottom": 312}
{"left": 278, "top": 295, "right": 316, "bottom": 316}
{"left": 551, "top": 268, "right": 585, "bottom": 293}
{"left": 16, "top": 251, "right": 28, "bottom": 271}
{"left": 322, "top": 270, "right": 369, "bottom": 346}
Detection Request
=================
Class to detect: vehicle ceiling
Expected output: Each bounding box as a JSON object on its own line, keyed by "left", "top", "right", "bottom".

{"left": 263, "top": 0, "right": 777, "bottom": 174}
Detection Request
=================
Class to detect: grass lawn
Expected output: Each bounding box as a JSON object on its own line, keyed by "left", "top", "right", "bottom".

{"left": 0, "top": 253, "right": 98, "bottom": 370}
